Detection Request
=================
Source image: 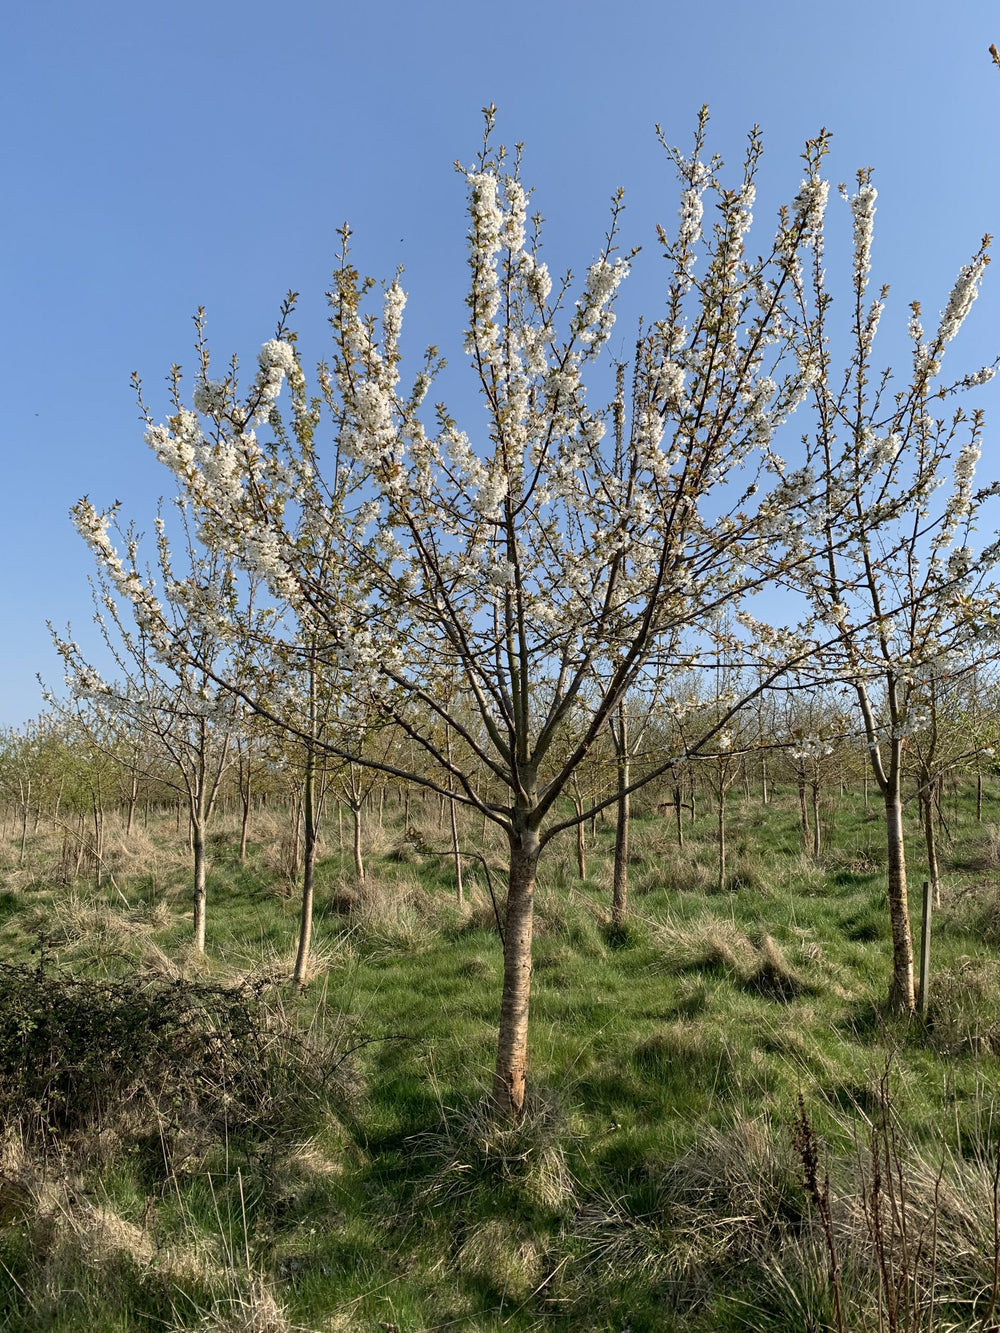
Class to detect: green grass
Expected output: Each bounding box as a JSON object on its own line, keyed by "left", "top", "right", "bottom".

{"left": 3, "top": 782, "right": 1000, "bottom": 1329}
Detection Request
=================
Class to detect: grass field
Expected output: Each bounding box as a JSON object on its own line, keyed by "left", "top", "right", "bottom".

{"left": 2, "top": 778, "right": 1000, "bottom": 1331}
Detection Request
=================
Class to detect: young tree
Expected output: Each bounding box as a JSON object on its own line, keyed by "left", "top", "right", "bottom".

{"left": 778, "top": 164, "right": 1000, "bottom": 1012}
{"left": 57, "top": 507, "right": 250, "bottom": 952}
{"left": 90, "top": 113, "right": 878, "bottom": 1117}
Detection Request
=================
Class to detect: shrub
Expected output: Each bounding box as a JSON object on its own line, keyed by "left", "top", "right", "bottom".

{"left": 0, "top": 964, "right": 340, "bottom": 1144}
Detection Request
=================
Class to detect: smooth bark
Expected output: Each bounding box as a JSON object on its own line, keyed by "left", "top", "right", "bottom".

{"left": 611, "top": 701, "right": 630, "bottom": 927}
{"left": 493, "top": 828, "right": 540, "bottom": 1120}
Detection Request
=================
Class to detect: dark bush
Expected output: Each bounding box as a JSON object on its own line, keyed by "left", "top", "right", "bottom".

{"left": 0, "top": 964, "right": 334, "bottom": 1142}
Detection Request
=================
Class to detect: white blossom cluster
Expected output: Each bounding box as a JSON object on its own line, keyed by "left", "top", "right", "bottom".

{"left": 937, "top": 255, "right": 988, "bottom": 345}
{"left": 789, "top": 735, "right": 834, "bottom": 761}
{"left": 72, "top": 501, "right": 167, "bottom": 653}
{"left": 792, "top": 177, "right": 829, "bottom": 248}
{"left": 847, "top": 182, "right": 877, "bottom": 287}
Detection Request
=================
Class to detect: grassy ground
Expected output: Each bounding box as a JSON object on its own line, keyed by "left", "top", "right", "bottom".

{"left": 2, "top": 779, "right": 1000, "bottom": 1330}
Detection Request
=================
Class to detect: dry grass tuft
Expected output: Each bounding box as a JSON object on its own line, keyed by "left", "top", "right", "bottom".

{"left": 926, "top": 957, "right": 1000, "bottom": 1055}
{"left": 652, "top": 917, "right": 814, "bottom": 998}
{"left": 410, "top": 1091, "right": 578, "bottom": 1220}
{"left": 577, "top": 1112, "right": 804, "bottom": 1303}
{"left": 456, "top": 1218, "right": 545, "bottom": 1302}
{"left": 193, "top": 1279, "right": 292, "bottom": 1333}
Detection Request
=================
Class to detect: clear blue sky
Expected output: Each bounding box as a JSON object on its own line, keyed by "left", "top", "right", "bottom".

{"left": 3, "top": 0, "right": 1000, "bottom": 728}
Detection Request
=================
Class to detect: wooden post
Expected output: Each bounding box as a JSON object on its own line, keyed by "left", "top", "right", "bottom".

{"left": 919, "top": 879, "right": 932, "bottom": 1021}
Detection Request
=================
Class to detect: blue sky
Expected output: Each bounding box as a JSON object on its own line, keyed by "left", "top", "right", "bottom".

{"left": 3, "top": 0, "right": 1000, "bottom": 727}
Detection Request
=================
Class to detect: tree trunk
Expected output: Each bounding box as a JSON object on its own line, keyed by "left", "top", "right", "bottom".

{"left": 293, "top": 752, "right": 318, "bottom": 990}
{"left": 885, "top": 783, "right": 915, "bottom": 1014}
{"left": 761, "top": 754, "right": 769, "bottom": 805}
{"left": 289, "top": 796, "right": 302, "bottom": 881}
{"left": 493, "top": 828, "right": 539, "bottom": 1120}
{"left": 449, "top": 797, "right": 464, "bottom": 904}
{"left": 572, "top": 795, "right": 587, "bottom": 879}
{"left": 810, "top": 778, "right": 821, "bottom": 858}
{"left": 239, "top": 764, "right": 252, "bottom": 863}
{"left": 446, "top": 726, "right": 463, "bottom": 903}
{"left": 797, "top": 770, "right": 811, "bottom": 852}
{"left": 717, "top": 784, "right": 726, "bottom": 894}
{"left": 18, "top": 797, "right": 29, "bottom": 868}
{"left": 977, "top": 770, "right": 984, "bottom": 823}
{"left": 125, "top": 771, "right": 138, "bottom": 837}
{"left": 611, "top": 702, "right": 630, "bottom": 927}
{"left": 920, "top": 785, "right": 942, "bottom": 911}
{"left": 352, "top": 802, "right": 365, "bottom": 886}
{"left": 192, "top": 815, "right": 207, "bottom": 953}
{"left": 673, "top": 782, "right": 684, "bottom": 849}
{"left": 92, "top": 794, "right": 104, "bottom": 888}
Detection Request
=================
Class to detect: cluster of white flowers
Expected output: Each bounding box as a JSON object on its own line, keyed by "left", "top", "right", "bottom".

{"left": 69, "top": 663, "right": 107, "bottom": 699}
{"left": 573, "top": 256, "right": 629, "bottom": 348}
{"left": 864, "top": 433, "right": 898, "bottom": 471}
{"left": 465, "top": 171, "right": 504, "bottom": 353}
{"left": 655, "top": 360, "right": 687, "bottom": 410}
{"left": 894, "top": 704, "right": 932, "bottom": 738}
{"left": 937, "top": 255, "right": 988, "bottom": 345}
{"left": 773, "top": 466, "right": 817, "bottom": 511}
{"left": 147, "top": 408, "right": 203, "bottom": 477}
{"left": 342, "top": 379, "right": 398, "bottom": 469}
{"left": 793, "top": 177, "right": 829, "bottom": 247}
{"left": 848, "top": 183, "right": 877, "bottom": 287}
{"left": 166, "top": 577, "right": 233, "bottom": 640}
{"left": 502, "top": 178, "right": 527, "bottom": 254}
{"left": 966, "top": 365, "right": 997, "bottom": 387}
{"left": 254, "top": 340, "right": 298, "bottom": 419}
{"left": 520, "top": 251, "right": 553, "bottom": 310}
{"left": 241, "top": 529, "right": 300, "bottom": 602}
{"left": 733, "top": 181, "right": 755, "bottom": 238}
{"left": 789, "top": 735, "right": 834, "bottom": 761}
{"left": 72, "top": 501, "right": 167, "bottom": 649}
{"left": 859, "top": 298, "right": 884, "bottom": 353}
{"left": 192, "top": 379, "right": 228, "bottom": 416}
{"left": 677, "top": 184, "right": 704, "bottom": 257}
{"left": 382, "top": 282, "right": 406, "bottom": 361}
{"left": 946, "top": 545, "right": 973, "bottom": 583}
{"left": 950, "top": 436, "right": 982, "bottom": 523}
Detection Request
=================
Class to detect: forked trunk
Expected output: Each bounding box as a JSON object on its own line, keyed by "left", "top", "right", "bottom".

{"left": 493, "top": 829, "right": 540, "bottom": 1120}
{"left": 885, "top": 785, "right": 915, "bottom": 1013}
